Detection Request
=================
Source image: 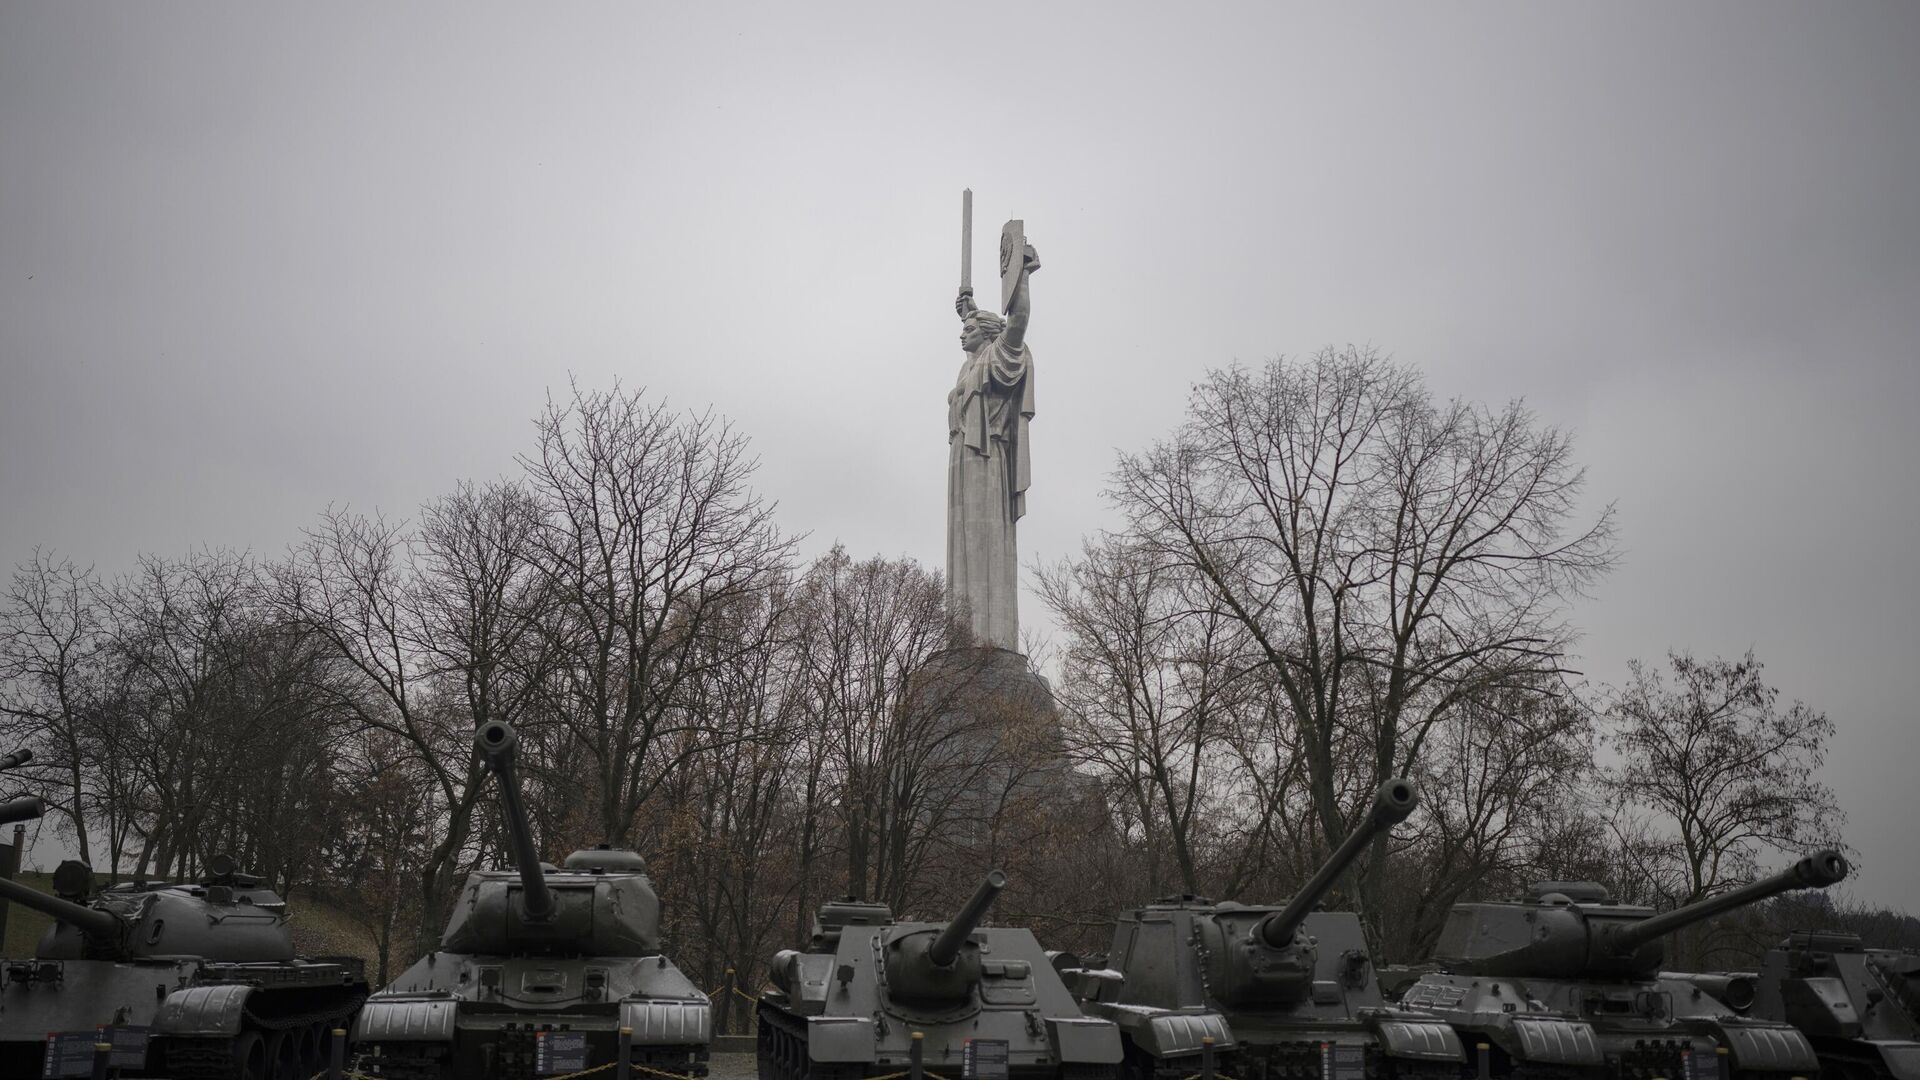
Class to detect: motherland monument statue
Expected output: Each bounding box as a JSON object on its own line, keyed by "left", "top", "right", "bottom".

{"left": 911, "top": 192, "right": 1083, "bottom": 842}
{"left": 948, "top": 188, "right": 1040, "bottom": 653}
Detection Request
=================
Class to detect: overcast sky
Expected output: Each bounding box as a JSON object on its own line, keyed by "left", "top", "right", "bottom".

{"left": 2, "top": 3, "right": 1915, "bottom": 907}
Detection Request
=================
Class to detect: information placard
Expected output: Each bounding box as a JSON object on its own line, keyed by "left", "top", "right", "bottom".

{"left": 1687, "top": 1048, "right": 1726, "bottom": 1080}
{"left": 41, "top": 1032, "right": 95, "bottom": 1079}
{"left": 536, "top": 1030, "right": 590, "bottom": 1075}
{"left": 963, "top": 1038, "right": 1010, "bottom": 1080}
{"left": 1322, "top": 1043, "right": 1366, "bottom": 1080}
{"left": 104, "top": 1026, "right": 150, "bottom": 1069}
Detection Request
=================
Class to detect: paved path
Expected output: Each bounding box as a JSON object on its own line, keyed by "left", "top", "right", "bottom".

{"left": 711, "top": 1051, "right": 757, "bottom": 1080}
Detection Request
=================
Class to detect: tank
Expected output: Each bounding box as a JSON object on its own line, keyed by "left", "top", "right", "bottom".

{"left": 1396, "top": 850, "right": 1851, "bottom": 1080}
{"left": 1072, "top": 780, "right": 1464, "bottom": 1080}
{"left": 1720, "top": 930, "right": 1920, "bottom": 1080}
{"left": 756, "top": 871, "right": 1124, "bottom": 1080}
{"left": 0, "top": 833, "right": 368, "bottom": 1079}
{"left": 352, "top": 720, "right": 711, "bottom": 1080}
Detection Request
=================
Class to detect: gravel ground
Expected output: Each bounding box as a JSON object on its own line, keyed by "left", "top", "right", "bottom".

{"left": 711, "top": 1052, "right": 757, "bottom": 1080}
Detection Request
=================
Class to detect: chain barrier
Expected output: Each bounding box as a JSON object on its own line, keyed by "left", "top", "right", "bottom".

{"left": 311, "top": 1055, "right": 941, "bottom": 1080}
{"left": 542, "top": 1061, "right": 620, "bottom": 1080}
{"left": 629, "top": 1064, "right": 708, "bottom": 1080}
{"left": 307, "top": 1057, "right": 708, "bottom": 1080}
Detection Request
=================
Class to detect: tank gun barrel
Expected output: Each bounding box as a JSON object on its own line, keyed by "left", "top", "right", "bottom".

{"left": 0, "top": 875, "right": 122, "bottom": 941}
{"left": 0, "top": 748, "right": 32, "bottom": 771}
{"left": 929, "top": 870, "right": 1007, "bottom": 967}
{"left": 474, "top": 721, "right": 554, "bottom": 920}
{"left": 1258, "top": 779, "right": 1419, "bottom": 949}
{"left": 0, "top": 795, "right": 45, "bottom": 826}
{"left": 1606, "top": 850, "right": 1848, "bottom": 956}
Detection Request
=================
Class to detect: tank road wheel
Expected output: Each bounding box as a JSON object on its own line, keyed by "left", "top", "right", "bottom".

{"left": 229, "top": 1030, "right": 269, "bottom": 1080}
{"left": 296, "top": 1023, "right": 325, "bottom": 1072}
{"left": 757, "top": 1019, "right": 778, "bottom": 1080}
{"left": 264, "top": 1028, "right": 303, "bottom": 1080}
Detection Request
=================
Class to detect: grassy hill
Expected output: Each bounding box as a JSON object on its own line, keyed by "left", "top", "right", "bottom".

{"left": 1, "top": 870, "right": 383, "bottom": 974}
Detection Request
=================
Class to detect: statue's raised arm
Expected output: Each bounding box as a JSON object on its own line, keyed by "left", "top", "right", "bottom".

{"left": 1000, "top": 242, "right": 1039, "bottom": 352}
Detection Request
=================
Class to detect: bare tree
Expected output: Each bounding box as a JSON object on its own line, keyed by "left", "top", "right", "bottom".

{"left": 647, "top": 581, "right": 805, "bottom": 1033}
{"left": 1602, "top": 649, "right": 1844, "bottom": 904}
{"left": 102, "top": 550, "right": 264, "bottom": 881}
{"left": 786, "top": 547, "right": 1043, "bottom": 914}
{"left": 520, "top": 383, "right": 794, "bottom": 846}
{"left": 1393, "top": 685, "right": 1593, "bottom": 955}
{"left": 0, "top": 550, "right": 104, "bottom": 861}
{"left": 273, "top": 484, "right": 550, "bottom": 950}
{"left": 1037, "top": 535, "right": 1253, "bottom": 897}
{"left": 1110, "top": 346, "right": 1616, "bottom": 910}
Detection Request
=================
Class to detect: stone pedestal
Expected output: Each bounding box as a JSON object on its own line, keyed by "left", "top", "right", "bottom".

{"left": 909, "top": 647, "right": 1064, "bottom": 841}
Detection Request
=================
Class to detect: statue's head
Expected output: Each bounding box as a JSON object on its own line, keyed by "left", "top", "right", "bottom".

{"left": 961, "top": 309, "right": 1004, "bottom": 352}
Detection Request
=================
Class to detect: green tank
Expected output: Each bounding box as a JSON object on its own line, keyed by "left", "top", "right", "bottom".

{"left": 352, "top": 721, "right": 710, "bottom": 1080}
{"left": 0, "top": 842, "right": 367, "bottom": 1079}
{"left": 1072, "top": 780, "right": 1464, "bottom": 1080}
{"left": 757, "top": 872, "right": 1123, "bottom": 1080}
{"left": 1396, "top": 851, "right": 1850, "bottom": 1080}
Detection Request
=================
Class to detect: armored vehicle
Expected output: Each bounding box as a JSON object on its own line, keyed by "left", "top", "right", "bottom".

{"left": 1072, "top": 779, "right": 1464, "bottom": 1080}
{"left": 353, "top": 720, "right": 711, "bottom": 1080}
{"left": 0, "top": 839, "right": 367, "bottom": 1079}
{"left": 1396, "top": 850, "right": 1850, "bottom": 1080}
{"left": 1729, "top": 930, "right": 1920, "bottom": 1080}
{"left": 757, "top": 871, "right": 1123, "bottom": 1080}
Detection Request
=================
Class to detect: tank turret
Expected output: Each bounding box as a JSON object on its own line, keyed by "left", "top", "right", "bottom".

{"left": 1136, "top": 776, "right": 1428, "bottom": 1006}
{"left": 0, "top": 845, "right": 297, "bottom": 964}
{"left": 1075, "top": 781, "right": 1464, "bottom": 1079}
{"left": 882, "top": 869, "right": 1005, "bottom": 1001}
{"left": 1432, "top": 849, "right": 1849, "bottom": 979}
{"left": 1256, "top": 777, "right": 1418, "bottom": 951}
{"left": 430, "top": 720, "right": 662, "bottom": 957}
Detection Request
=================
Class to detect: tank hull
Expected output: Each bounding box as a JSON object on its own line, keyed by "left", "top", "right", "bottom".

{"left": 351, "top": 951, "right": 712, "bottom": 1080}
{"left": 0, "top": 955, "right": 367, "bottom": 1079}
{"left": 1743, "top": 934, "right": 1920, "bottom": 1080}
{"left": 756, "top": 923, "right": 1123, "bottom": 1080}
{"left": 1398, "top": 973, "right": 1820, "bottom": 1080}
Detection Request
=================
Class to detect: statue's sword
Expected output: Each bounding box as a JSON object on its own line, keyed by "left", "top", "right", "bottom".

{"left": 961, "top": 187, "right": 973, "bottom": 293}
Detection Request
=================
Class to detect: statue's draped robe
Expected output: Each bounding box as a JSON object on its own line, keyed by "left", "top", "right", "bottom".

{"left": 947, "top": 334, "right": 1034, "bottom": 651}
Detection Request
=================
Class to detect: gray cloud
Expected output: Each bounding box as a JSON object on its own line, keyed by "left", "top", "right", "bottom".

{"left": 3, "top": 3, "right": 1914, "bottom": 904}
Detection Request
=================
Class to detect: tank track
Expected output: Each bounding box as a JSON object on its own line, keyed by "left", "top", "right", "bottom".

{"left": 1128, "top": 1040, "right": 1465, "bottom": 1080}
{"left": 759, "top": 1001, "right": 1100, "bottom": 1080}
{"left": 163, "top": 988, "right": 366, "bottom": 1080}
{"left": 759, "top": 1002, "right": 864, "bottom": 1080}
{"left": 357, "top": 1028, "right": 710, "bottom": 1080}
